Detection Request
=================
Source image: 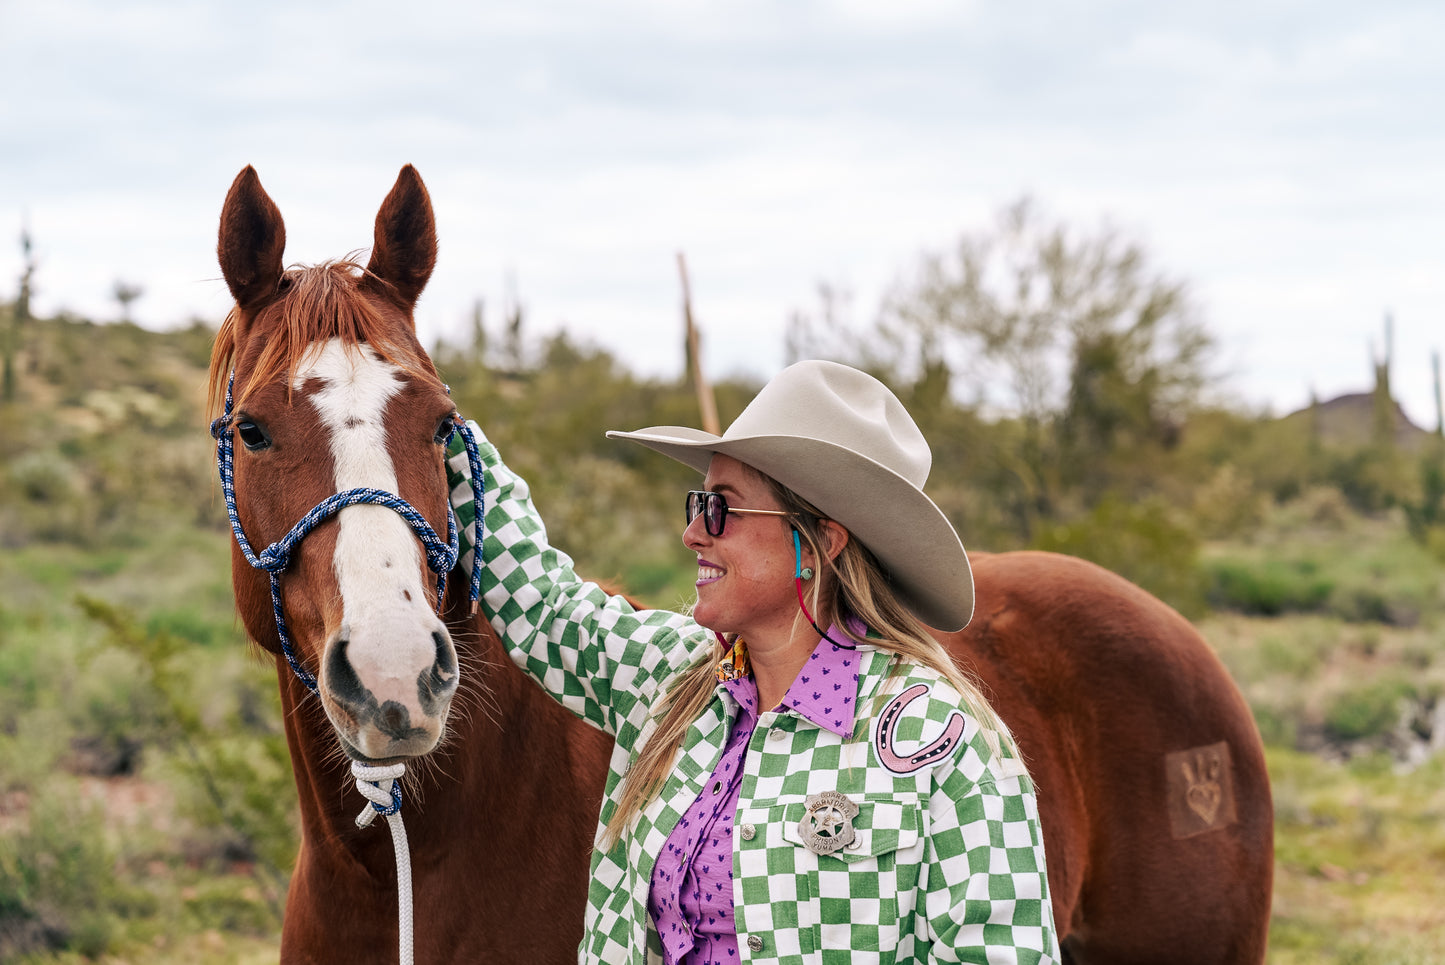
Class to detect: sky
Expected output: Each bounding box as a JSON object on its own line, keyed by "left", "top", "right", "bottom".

{"left": 3, "top": 0, "right": 1442, "bottom": 425}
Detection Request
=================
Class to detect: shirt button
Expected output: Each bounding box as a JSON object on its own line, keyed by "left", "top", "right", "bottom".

{"left": 768, "top": 729, "right": 785, "bottom": 742}
{"left": 747, "top": 935, "right": 764, "bottom": 952}
{"left": 712, "top": 781, "right": 722, "bottom": 795}
{"left": 740, "top": 824, "right": 756, "bottom": 841}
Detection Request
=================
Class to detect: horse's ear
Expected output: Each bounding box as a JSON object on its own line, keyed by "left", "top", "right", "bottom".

{"left": 364, "top": 164, "right": 437, "bottom": 313}
{"left": 218, "top": 166, "right": 286, "bottom": 312}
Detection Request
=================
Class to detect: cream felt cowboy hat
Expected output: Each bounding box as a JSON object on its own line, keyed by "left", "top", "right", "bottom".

{"left": 607, "top": 359, "right": 973, "bottom": 631}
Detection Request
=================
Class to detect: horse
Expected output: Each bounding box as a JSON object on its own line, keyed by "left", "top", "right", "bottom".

{"left": 951, "top": 552, "right": 1272, "bottom": 963}
{"left": 211, "top": 165, "right": 613, "bottom": 962}
{"left": 211, "top": 165, "right": 1271, "bottom": 964}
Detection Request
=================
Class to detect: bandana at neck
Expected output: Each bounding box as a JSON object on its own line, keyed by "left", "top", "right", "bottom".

{"left": 715, "top": 637, "right": 751, "bottom": 682}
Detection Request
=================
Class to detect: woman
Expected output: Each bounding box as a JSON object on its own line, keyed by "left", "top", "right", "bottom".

{"left": 450, "top": 359, "right": 1058, "bottom": 964}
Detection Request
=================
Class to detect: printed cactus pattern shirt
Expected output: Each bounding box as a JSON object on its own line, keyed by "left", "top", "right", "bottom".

{"left": 447, "top": 426, "right": 1060, "bottom": 965}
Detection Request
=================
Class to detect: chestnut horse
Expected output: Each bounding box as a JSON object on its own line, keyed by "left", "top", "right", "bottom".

{"left": 211, "top": 166, "right": 1271, "bottom": 964}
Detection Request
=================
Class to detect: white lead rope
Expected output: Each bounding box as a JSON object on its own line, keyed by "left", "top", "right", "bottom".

{"left": 352, "top": 761, "right": 414, "bottom": 965}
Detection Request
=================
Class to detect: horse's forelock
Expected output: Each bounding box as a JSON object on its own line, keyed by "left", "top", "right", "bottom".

{"left": 208, "top": 260, "right": 433, "bottom": 418}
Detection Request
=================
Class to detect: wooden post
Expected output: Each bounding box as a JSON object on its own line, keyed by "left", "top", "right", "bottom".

{"left": 1433, "top": 349, "right": 1443, "bottom": 438}
{"left": 677, "top": 252, "right": 722, "bottom": 435}
{"left": 3, "top": 225, "right": 33, "bottom": 403}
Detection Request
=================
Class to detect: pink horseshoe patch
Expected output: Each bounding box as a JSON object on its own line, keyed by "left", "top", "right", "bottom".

{"left": 874, "top": 683, "right": 966, "bottom": 774}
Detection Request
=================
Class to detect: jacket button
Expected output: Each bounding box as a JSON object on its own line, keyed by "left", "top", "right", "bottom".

{"left": 740, "top": 824, "right": 756, "bottom": 841}
{"left": 747, "top": 935, "right": 763, "bottom": 952}
{"left": 767, "top": 729, "right": 785, "bottom": 742}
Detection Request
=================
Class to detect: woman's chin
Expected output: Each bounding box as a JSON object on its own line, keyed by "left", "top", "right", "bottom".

{"left": 690, "top": 601, "right": 724, "bottom": 635}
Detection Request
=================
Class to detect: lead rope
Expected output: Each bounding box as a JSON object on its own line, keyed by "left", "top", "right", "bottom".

{"left": 211, "top": 373, "right": 485, "bottom": 965}
{"left": 352, "top": 762, "right": 414, "bottom": 965}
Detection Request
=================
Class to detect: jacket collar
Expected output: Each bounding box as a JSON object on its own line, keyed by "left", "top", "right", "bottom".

{"left": 719, "top": 629, "right": 865, "bottom": 738}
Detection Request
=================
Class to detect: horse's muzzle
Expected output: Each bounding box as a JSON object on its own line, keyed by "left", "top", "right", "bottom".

{"left": 321, "top": 628, "right": 459, "bottom": 760}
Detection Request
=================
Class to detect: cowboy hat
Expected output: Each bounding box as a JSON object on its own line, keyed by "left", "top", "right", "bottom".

{"left": 607, "top": 359, "right": 973, "bottom": 631}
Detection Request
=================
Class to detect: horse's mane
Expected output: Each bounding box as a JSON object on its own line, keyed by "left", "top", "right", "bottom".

{"left": 207, "top": 260, "right": 431, "bottom": 418}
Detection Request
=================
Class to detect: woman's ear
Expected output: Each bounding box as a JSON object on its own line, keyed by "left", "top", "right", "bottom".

{"left": 818, "top": 519, "right": 849, "bottom": 564}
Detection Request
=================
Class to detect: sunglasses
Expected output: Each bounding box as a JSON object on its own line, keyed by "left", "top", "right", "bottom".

{"left": 685, "top": 490, "right": 792, "bottom": 537}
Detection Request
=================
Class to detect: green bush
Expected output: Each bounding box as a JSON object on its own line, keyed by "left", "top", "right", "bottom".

{"left": 1324, "top": 676, "right": 1416, "bottom": 742}
{"left": 1203, "top": 558, "right": 1334, "bottom": 615}
{"left": 0, "top": 785, "right": 153, "bottom": 960}
{"left": 77, "top": 598, "right": 295, "bottom": 916}
{"left": 1031, "top": 494, "right": 1205, "bottom": 617}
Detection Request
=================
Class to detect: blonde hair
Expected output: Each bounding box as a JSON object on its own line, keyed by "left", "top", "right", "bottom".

{"left": 600, "top": 467, "right": 1016, "bottom": 849}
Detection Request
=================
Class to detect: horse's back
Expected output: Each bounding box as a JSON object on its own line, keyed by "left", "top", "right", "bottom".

{"left": 945, "top": 551, "right": 1272, "bottom": 965}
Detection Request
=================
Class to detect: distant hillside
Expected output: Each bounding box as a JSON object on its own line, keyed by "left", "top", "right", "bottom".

{"left": 1284, "top": 391, "right": 1438, "bottom": 452}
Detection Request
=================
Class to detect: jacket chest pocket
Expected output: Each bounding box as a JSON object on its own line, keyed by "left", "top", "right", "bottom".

{"left": 775, "top": 796, "right": 925, "bottom": 963}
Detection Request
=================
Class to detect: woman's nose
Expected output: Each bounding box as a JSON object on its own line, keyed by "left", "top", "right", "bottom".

{"left": 682, "top": 511, "right": 711, "bottom": 550}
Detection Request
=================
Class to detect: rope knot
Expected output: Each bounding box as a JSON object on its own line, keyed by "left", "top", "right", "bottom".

{"left": 209, "top": 415, "right": 231, "bottom": 440}
{"left": 351, "top": 761, "right": 406, "bottom": 827}
{"left": 255, "top": 543, "right": 293, "bottom": 574}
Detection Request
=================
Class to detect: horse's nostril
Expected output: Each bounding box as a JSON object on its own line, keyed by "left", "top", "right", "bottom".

{"left": 433, "top": 631, "right": 456, "bottom": 675}
{"left": 326, "top": 638, "right": 366, "bottom": 704}
{"left": 418, "top": 634, "right": 459, "bottom": 717}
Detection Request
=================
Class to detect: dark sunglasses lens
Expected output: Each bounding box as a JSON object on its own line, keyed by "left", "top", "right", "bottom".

{"left": 685, "top": 491, "right": 726, "bottom": 536}
{"left": 704, "top": 493, "right": 725, "bottom": 535}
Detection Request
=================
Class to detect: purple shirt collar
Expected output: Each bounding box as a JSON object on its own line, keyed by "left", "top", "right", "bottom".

{"left": 721, "top": 628, "right": 862, "bottom": 737}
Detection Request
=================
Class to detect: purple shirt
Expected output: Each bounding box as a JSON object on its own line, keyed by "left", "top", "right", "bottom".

{"left": 648, "top": 634, "right": 863, "bottom": 965}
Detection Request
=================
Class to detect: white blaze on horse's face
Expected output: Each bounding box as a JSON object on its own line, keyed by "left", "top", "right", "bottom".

{"left": 296, "top": 338, "right": 457, "bottom": 760}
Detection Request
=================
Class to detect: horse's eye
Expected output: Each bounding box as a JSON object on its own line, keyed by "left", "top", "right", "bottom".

{"left": 433, "top": 418, "right": 455, "bottom": 447}
{"left": 236, "top": 421, "right": 272, "bottom": 451}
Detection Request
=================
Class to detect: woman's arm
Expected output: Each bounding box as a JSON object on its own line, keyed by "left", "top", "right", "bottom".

{"left": 922, "top": 754, "right": 1059, "bottom": 964}
{"left": 449, "top": 423, "right": 710, "bottom": 736}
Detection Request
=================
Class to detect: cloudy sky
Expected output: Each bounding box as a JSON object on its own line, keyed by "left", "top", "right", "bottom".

{"left": 3, "top": 0, "right": 1442, "bottom": 424}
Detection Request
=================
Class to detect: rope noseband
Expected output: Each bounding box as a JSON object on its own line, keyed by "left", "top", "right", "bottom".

{"left": 211, "top": 371, "right": 484, "bottom": 965}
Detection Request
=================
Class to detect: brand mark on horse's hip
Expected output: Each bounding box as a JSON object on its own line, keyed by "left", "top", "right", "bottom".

{"left": 1164, "top": 741, "right": 1237, "bottom": 839}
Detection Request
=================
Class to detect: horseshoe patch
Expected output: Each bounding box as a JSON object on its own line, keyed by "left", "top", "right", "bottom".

{"left": 874, "top": 683, "right": 966, "bottom": 774}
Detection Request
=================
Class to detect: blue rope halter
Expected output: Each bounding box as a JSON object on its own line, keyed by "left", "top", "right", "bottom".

{"left": 210, "top": 372, "right": 485, "bottom": 814}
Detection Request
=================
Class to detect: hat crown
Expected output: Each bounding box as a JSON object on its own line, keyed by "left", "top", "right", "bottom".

{"left": 727, "top": 360, "right": 931, "bottom": 488}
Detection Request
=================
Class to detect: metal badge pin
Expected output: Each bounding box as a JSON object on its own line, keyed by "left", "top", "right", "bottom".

{"left": 798, "top": 791, "right": 859, "bottom": 856}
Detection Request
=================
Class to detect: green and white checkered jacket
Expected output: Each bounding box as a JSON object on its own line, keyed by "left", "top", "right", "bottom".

{"left": 448, "top": 427, "right": 1058, "bottom": 965}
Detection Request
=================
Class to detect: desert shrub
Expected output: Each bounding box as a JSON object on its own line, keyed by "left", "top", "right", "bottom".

{"left": 1324, "top": 675, "right": 1417, "bottom": 742}
{"left": 1321, "top": 535, "right": 1442, "bottom": 627}
{"left": 0, "top": 785, "right": 154, "bottom": 960}
{"left": 1031, "top": 494, "right": 1205, "bottom": 616}
{"left": 1249, "top": 701, "right": 1299, "bottom": 748}
{"left": 1324, "top": 447, "right": 1413, "bottom": 513}
{"left": 1204, "top": 528, "right": 1442, "bottom": 625}
{"left": 1203, "top": 559, "right": 1334, "bottom": 615}
{"left": 1256, "top": 631, "right": 1330, "bottom": 680}
{"left": 1402, "top": 449, "right": 1445, "bottom": 561}
{"left": 66, "top": 648, "right": 175, "bottom": 776}
{"left": 77, "top": 598, "right": 295, "bottom": 917}
{"left": 144, "top": 606, "right": 240, "bottom": 650}
{"left": 1267, "top": 486, "right": 1355, "bottom": 533}
{"left": 1190, "top": 464, "right": 1267, "bottom": 539}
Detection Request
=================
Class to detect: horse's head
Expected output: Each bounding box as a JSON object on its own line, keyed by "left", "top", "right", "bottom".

{"left": 212, "top": 165, "right": 461, "bottom": 763}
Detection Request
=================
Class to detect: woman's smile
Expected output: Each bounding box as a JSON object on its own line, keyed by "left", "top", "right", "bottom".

{"left": 696, "top": 560, "right": 724, "bottom": 586}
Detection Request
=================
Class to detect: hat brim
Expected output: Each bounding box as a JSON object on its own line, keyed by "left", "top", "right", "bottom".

{"left": 606, "top": 426, "right": 973, "bottom": 631}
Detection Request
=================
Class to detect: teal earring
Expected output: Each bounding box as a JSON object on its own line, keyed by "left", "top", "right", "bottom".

{"left": 793, "top": 530, "right": 815, "bottom": 581}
